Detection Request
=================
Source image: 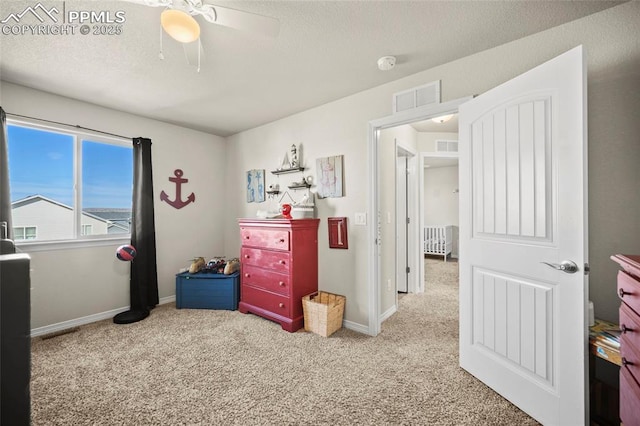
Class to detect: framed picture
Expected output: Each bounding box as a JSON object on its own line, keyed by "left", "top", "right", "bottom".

{"left": 316, "top": 155, "right": 343, "bottom": 198}
{"left": 246, "top": 169, "right": 265, "bottom": 203}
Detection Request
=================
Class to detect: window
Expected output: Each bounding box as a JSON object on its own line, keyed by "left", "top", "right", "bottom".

{"left": 13, "top": 226, "right": 37, "bottom": 241}
{"left": 7, "top": 120, "right": 133, "bottom": 243}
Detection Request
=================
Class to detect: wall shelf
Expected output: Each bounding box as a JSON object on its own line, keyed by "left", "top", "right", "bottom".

{"left": 271, "top": 167, "right": 305, "bottom": 175}
{"left": 266, "top": 190, "right": 281, "bottom": 196}
{"left": 288, "top": 183, "right": 311, "bottom": 190}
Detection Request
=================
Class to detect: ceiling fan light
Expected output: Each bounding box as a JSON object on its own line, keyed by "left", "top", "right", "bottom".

{"left": 161, "top": 9, "right": 201, "bottom": 43}
{"left": 431, "top": 114, "right": 454, "bottom": 124}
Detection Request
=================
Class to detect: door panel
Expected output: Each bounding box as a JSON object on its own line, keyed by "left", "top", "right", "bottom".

{"left": 473, "top": 267, "right": 553, "bottom": 384}
{"left": 459, "top": 46, "right": 587, "bottom": 426}
{"left": 472, "top": 96, "right": 552, "bottom": 241}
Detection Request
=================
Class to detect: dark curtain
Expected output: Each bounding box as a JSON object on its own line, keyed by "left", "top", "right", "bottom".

{"left": 0, "top": 107, "right": 13, "bottom": 242}
{"left": 114, "top": 137, "right": 159, "bottom": 324}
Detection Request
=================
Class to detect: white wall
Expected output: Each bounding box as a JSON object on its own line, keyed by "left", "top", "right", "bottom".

{"left": 225, "top": 1, "right": 640, "bottom": 329}
{"left": 1, "top": 82, "right": 227, "bottom": 330}
{"left": 424, "top": 166, "right": 458, "bottom": 227}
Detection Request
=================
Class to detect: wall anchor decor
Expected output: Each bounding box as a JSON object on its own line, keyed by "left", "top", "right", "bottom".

{"left": 160, "top": 169, "right": 195, "bottom": 209}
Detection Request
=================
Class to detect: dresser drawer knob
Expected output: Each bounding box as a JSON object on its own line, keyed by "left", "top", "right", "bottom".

{"left": 244, "top": 273, "right": 250, "bottom": 278}
{"left": 619, "top": 288, "right": 630, "bottom": 298}
{"left": 622, "top": 357, "right": 634, "bottom": 366}
{"left": 279, "top": 281, "right": 286, "bottom": 287}
{"left": 278, "top": 303, "right": 285, "bottom": 308}
{"left": 278, "top": 238, "right": 285, "bottom": 243}
{"left": 244, "top": 235, "right": 250, "bottom": 240}
{"left": 244, "top": 254, "right": 250, "bottom": 259}
{"left": 279, "top": 260, "right": 286, "bottom": 265}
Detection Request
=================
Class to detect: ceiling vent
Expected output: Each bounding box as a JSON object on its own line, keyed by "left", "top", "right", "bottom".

{"left": 436, "top": 139, "right": 458, "bottom": 153}
{"left": 392, "top": 81, "right": 440, "bottom": 114}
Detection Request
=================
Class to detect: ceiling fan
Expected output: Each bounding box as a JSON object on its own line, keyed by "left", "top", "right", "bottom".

{"left": 122, "top": 0, "right": 280, "bottom": 70}
{"left": 124, "top": 0, "right": 280, "bottom": 41}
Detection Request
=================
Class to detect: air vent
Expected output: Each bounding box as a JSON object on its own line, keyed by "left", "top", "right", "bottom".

{"left": 436, "top": 140, "right": 458, "bottom": 153}
{"left": 393, "top": 81, "right": 440, "bottom": 114}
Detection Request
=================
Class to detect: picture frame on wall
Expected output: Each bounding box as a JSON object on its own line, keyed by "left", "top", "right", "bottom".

{"left": 316, "top": 155, "right": 344, "bottom": 199}
{"left": 246, "top": 169, "right": 265, "bottom": 203}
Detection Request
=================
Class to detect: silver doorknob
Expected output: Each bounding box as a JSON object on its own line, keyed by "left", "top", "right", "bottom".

{"left": 541, "top": 260, "right": 579, "bottom": 274}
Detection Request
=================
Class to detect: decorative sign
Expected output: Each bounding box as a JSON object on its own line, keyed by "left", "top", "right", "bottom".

{"left": 246, "top": 169, "right": 265, "bottom": 203}
{"left": 160, "top": 169, "right": 195, "bottom": 209}
{"left": 316, "top": 155, "right": 344, "bottom": 198}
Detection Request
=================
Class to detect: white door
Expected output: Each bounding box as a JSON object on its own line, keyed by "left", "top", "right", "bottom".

{"left": 459, "top": 46, "right": 587, "bottom": 425}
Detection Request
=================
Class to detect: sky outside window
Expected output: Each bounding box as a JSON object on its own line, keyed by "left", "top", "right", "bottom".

{"left": 8, "top": 125, "right": 133, "bottom": 209}
{"left": 82, "top": 140, "right": 133, "bottom": 209}
{"left": 7, "top": 125, "right": 74, "bottom": 204}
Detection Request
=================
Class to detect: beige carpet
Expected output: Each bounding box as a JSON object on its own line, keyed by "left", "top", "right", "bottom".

{"left": 31, "top": 259, "right": 537, "bottom": 425}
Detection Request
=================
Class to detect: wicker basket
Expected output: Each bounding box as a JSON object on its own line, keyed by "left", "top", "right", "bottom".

{"left": 302, "top": 291, "right": 345, "bottom": 337}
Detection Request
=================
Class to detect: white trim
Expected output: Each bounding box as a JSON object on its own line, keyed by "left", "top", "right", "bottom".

{"left": 342, "top": 319, "right": 370, "bottom": 335}
{"left": 17, "top": 236, "right": 130, "bottom": 252}
{"left": 7, "top": 115, "right": 131, "bottom": 147}
{"left": 367, "top": 96, "right": 472, "bottom": 337}
{"left": 30, "top": 295, "right": 176, "bottom": 337}
{"left": 380, "top": 304, "right": 397, "bottom": 323}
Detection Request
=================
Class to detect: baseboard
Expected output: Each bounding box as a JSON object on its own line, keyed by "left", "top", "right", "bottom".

{"left": 380, "top": 304, "right": 397, "bottom": 322}
{"left": 159, "top": 295, "right": 176, "bottom": 305}
{"left": 31, "top": 295, "right": 177, "bottom": 337}
{"left": 342, "top": 319, "right": 369, "bottom": 335}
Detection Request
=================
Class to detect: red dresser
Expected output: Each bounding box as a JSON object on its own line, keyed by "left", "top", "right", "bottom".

{"left": 238, "top": 218, "right": 319, "bottom": 332}
{"left": 611, "top": 254, "right": 640, "bottom": 426}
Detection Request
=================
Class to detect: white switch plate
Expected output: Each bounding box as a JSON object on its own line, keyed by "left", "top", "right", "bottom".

{"left": 354, "top": 212, "right": 367, "bottom": 225}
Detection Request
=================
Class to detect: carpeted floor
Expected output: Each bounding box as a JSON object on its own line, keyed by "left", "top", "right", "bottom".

{"left": 31, "top": 259, "right": 537, "bottom": 425}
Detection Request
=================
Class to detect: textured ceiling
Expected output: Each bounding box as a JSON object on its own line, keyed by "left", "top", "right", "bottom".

{"left": 0, "top": 0, "right": 622, "bottom": 136}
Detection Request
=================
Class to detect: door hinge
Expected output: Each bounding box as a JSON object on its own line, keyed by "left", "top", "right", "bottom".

{"left": 406, "top": 217, "right": 410, "bottom": 224}
{"left": 406, "top": 266, "right": 411, "bottom": 274}
{"left": 584, "top": 263, "right": 590, "bottom": 275}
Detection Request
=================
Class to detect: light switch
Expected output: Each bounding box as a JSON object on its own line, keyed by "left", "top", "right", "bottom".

{"left": 354, "top": 212, "right": 367, "bottom": 226}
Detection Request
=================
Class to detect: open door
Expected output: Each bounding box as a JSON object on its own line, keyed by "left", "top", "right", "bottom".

{"left": 459, "top": 46, "right": 588, "bottom": 425}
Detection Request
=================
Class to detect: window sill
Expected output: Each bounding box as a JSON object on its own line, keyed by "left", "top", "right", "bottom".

{"left": 15, "top": 236, "right": 131, "bottom": 253}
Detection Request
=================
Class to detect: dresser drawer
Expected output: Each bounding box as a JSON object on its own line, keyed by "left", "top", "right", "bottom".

{"left": 621, "top": 331, "right": 640, "bottom": 386}
{"left": 242, "top": 264, "right": 289, "bottom": 295}
{"left": 618, "top": 270, "right": 640, "bottom": 316}
{"left": 240, "top": 228, "right": 290, "bottom": 251}
{"left": 621, "top": 302, "right": 640, "bottom": 352}
{"left": 620, "top": 365, "right": 640, "bottom": 426}
{"left": 241, "top": 247, "right": 290, "bottom": 273}
{"left": 241, "top": 285, "right": 291, "bottom": 318}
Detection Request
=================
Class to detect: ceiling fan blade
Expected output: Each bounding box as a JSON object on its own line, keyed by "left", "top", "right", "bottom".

{"left": 205, "top": 4, "right": 280, "bottom": 38}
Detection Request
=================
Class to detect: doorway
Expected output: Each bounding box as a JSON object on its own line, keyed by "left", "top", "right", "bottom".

{"left": 367, "top": 97, "right": 471, "bottom": 336}
{"left": 421, "top": 153, "right": 459, "bottom": 291}
{"left": 396, "top": 143, "right": 417, "bottom": 295}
